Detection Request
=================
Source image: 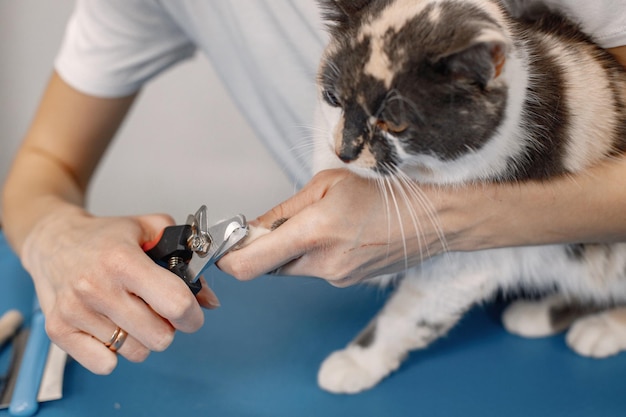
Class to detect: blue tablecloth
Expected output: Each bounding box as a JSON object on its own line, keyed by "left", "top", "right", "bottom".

{"left": 0, "top": 231, "right": 624, "bottom": 416}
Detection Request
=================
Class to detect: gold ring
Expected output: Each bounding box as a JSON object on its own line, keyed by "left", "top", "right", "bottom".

{"left": 104, "top": 327, "right": 128, "bottom": 353}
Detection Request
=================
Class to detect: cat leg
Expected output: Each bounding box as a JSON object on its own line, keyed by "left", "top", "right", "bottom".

{"left": 318, "top": 269, "right": 493, "bottom": 394}
{"left": 502, "top": 294, "right": 596, "bottom": 338}
{"left": 566, "top": 307, "right": 626, "bottom": 358}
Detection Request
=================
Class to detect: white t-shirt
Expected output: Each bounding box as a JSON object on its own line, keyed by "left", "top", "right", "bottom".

{"left": 543, "top": 0, "right": 626, "bottom": 48}
{"left": 56, "top": 0, "right": 327, "bottom": 185}
{"left": 55, "top": 0, "right": 626, "bottom": 184}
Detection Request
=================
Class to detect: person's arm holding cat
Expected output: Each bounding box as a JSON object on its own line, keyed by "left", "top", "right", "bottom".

{"left": 219, "top": 45, "right": 626, "bottom": 286}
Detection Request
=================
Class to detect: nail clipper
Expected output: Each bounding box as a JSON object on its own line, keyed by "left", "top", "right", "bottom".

{"left": 143, "top": 205, "right": 248, "bottom": 294}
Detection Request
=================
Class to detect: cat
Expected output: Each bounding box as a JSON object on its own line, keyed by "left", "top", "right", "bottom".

{"left": 303, "top": 0, "right": 626, "bottom": 394}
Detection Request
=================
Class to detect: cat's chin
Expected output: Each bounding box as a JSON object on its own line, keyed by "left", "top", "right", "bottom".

{"left": 345, "top": 162, "right": 439, "bottom": 185}
{"left": 403, "top": 163, "right": 435, "bottom": 180}
{"left": 344, "top": 164, "right": 391, "bottom": 180}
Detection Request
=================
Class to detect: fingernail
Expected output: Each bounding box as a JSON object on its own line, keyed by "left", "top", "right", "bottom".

{"left": 197, "top": 288, "right": 221, "bottom": 310}
{"left": 206, "top": 296, "right": 221, "bottom": 309}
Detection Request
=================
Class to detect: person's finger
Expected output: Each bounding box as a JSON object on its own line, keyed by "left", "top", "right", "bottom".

{"left": 111, "top": 214, "right": 206, "bottom": 333}
{"left": 87, "top": 325, "right": 149, "bottom": 364}
{"left": 218, "top": 215, "right": 314, "bottom": 280}
{"left": 49, "top": 325, "right": 119, "bottom": 375}
{"left": 255, "top": 169, "right": 350, "bottom": 228}
{"left": 195, "top": 276, "right": 221, "bottom": 309}
{"left": 50, "top": 289, "right": 168, "bottom": 361}
{"left": 220, "top": 171, "right": 354, "bottom": 280}
{"left": 133, "top": 213, "right": 176, "bottom": 246}
{"left": 275, "top": 256, "right": 361, "bottom": 287}
{"left": 100, "top": 290, "right": 176, "bottom": 352}
{"left": 122, "top": 256, "right": 205, "bottom": 333}
{"left": 134, "top": 215, "right": 221, "bottom": 311}
{"left": 44, "top": 303, "right": 134, "bottom": 374}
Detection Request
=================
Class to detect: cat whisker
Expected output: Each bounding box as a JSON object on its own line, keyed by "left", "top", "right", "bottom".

{"left": 287, "top": 140, "right": 317, "bottom": 154}
{"left": 389, "top": 173, "right": 429, "bottom": 265}
{"left": 394, "top": 170, "right": 449, "bottom": 256}
{"left": 383, "top": 175, "right": 410, "bottom": 272}
{"left": 374, "top": 173, "right": 393, "bottom": 262}
{"left": 285, "top": 127, "right": 323, "bottom": 157}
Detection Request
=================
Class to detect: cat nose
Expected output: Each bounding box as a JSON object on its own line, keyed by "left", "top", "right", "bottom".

{"left": 336, "top": 147, "right": 360, "bottom": 163}
{"left": 335, "top": 137, "right": 364, "bottom": 163}
{"left": 336, "top": 151, "right": 353, "bottom": 163}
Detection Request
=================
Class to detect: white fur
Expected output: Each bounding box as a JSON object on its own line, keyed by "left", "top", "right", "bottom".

{"left": 318, "top": 245, "right": 626, "bottom": 393}
{"left": 502, "top": 295, "right": 570, "bottom": 337}
{"left": 543, "top": 41, "right": 619, "bottom": 171}
{"left": 318, "top": 344, "right": 403, "bottom": 394}
{"left": 567, "top": 311, "right": 626, "bottom": 358}
{"left": 312, "top": 98, "right": 348, "bottom": 174}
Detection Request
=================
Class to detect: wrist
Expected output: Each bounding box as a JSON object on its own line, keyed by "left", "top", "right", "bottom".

{"left": 435, "top": 181, "right": 567, "bottom": 254}
{"left": 427, "top": 184, "right": 498, "bottom": 253}
{"left": 9, "top": 197, "right": 88, "bottom": 259}
{"left": 436, "top": 158, "right": 626, "bottom": 254}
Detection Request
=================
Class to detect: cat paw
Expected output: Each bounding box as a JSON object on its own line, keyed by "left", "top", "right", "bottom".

{"left": 502, "top": 298, "right": 562, "bottom": 338}
{"left": 234, "top": 225, "right": 269, "bottom": 249}
{"left": 317, "top": 346, "right": 399, "bottom": 394}
{"left": 566, "top": 313, "right": 626, "bottom": 358}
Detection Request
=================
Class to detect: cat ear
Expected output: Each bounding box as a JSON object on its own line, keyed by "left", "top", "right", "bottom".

{"left": 317, "top": 0, "right": 370, "bottom": 33}
{"left": 436, "top": 32, "right": 509, "bottom": 89}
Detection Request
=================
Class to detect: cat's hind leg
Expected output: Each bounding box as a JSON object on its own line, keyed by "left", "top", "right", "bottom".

{"left": 317, "top": 264, "right": 496, "bottom": 394}
{"left": 502, "top": 294, "right": 597, "bottom": 338}
{"left": 566, "top": 307, "right": 626, "bottom": 358}
{"left": 503, "top": 298, "right": 626, "bottom": 357}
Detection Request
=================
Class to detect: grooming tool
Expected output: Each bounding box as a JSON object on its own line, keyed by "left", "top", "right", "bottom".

{"left": 0, "top": 311, "right": 23, "bottom": 350}
{"left": 0, "top": 328, "right": 28, "bottom": 411}
{"left": 7, "top": 300, "right": 67, "bottom": 417}
{"left": 143, "top": 205, "right": 248, "bottom": 294}
{"left": 0, "top": 232, "right": 67, "bottom": 415}
{"left": 0, "top": 301, "right": 67, "bottom": 416}
{"left": 0, "top": 309, "right": 24, "bottom": 406}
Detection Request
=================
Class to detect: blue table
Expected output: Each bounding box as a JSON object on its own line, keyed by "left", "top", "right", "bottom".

{"left": 1, "top": 231, "right": 624, "bottom": 416}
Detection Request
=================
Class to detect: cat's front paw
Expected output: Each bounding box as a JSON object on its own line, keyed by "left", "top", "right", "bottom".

{"left": 235, "top": 219, "right": 287, "bottom": 250}
{"left": 317, "top": 345, "right": 399, "bottom": 394}
{"left": 234, "top": 224, "right": 270, "bottom": 249}
{"left": 566, "top": 312, "right": 626, "bottom": 358}
{"left": 502, "top": 298, "right": 564, "bottom": 338}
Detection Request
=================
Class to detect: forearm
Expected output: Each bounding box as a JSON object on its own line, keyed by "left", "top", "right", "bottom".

{"left": 221, "top": 156, "right": 626, "bottom": 284}
{"left": 446, "top": 155, "right": 626, "bottom": 252}
{"left": 1, "top": 72, "right": 137, "bottom": 255}
{"left": 2, "top": 148, "right": 87, "bottom": 255}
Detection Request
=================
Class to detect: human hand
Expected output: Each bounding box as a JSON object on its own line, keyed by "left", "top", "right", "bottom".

{"left": 219, "top": 169, "right": 454, "bottom": 286}
{"left": 222, "top": 154, "right": 626, "bottom": 287}
{"left": 20, "top": 205, "right": 218, "bottom": 374}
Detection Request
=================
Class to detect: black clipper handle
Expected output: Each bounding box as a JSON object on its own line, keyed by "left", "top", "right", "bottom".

{"left": 143, "top": 225, "right": 202, "bottom": 294}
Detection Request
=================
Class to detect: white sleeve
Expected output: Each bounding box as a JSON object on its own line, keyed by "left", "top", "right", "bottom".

{"left": 545, "top": 0, "right": 626, "bottom": 48}
{"left": 54, "top": 0, "right": 196, "bottom": 97}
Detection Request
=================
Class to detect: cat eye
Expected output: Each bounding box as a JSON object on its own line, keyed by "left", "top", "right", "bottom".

{"left": 322, "top": 89, "right": 342, "bottom": 107}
